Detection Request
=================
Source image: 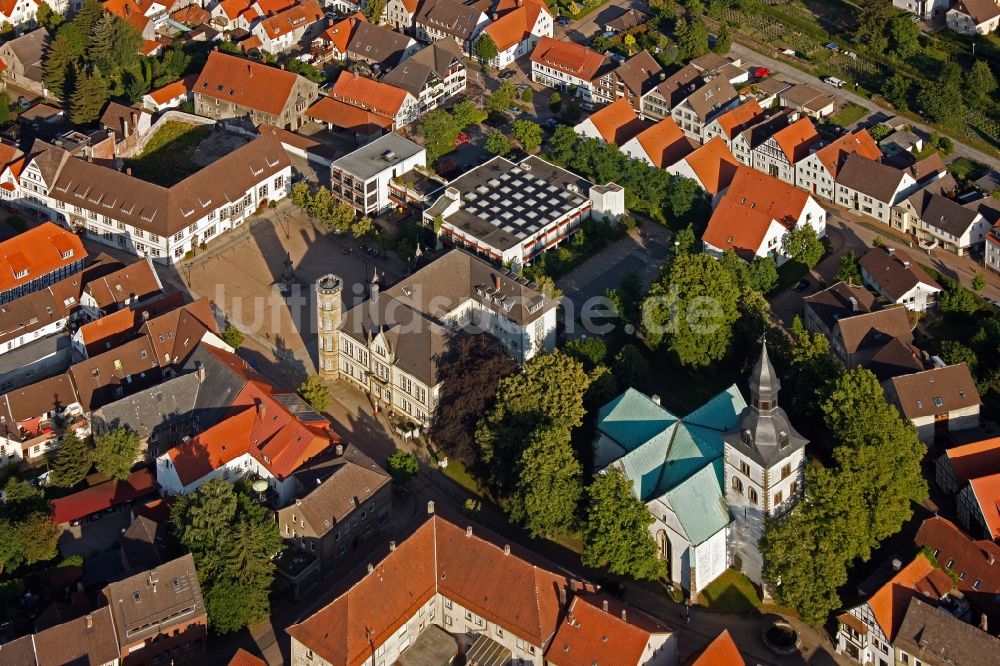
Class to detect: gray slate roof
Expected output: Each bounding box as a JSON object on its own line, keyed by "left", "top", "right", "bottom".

{"left": 120, "top": 514, "right": 168, "bottom": 570}
{"left": 908, "top": 188, "right": 984, "bottom": 238}
{"left": 382, "top": 40, "right": 463, "bottom": 97}
{"left": 417, "top": 0, "right": 484, "bottom": 39}
{"left": 894, "top": 597, "right": 1000, "bottom": 665}
{"left": 836, "top": 153, "right": 908, "bottom": 203}
{"left": 291, "top": 446, "right": 390, "bottom": 535}
{"left": 347, "top": 22, "right": 415, "bottom": 69}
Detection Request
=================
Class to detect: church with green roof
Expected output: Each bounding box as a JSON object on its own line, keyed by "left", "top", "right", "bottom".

{"left": 594, "top": 343, "right": 808, "bottom": 597}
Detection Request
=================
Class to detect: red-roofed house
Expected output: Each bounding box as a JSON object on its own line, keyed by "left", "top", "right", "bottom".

{"left": 574, "top": 98, "right": 646, "bottom": 145}
{"left": 796, "top": 129, "right": 883, "bottom": 201}
{"left": 287, "top": 510, "right": 677, "bottom": 666}
{"left": 701, "top": 99, "right": 766, "bottom": 147}
{"left": 622, "top": 116, "right": 694, "bottom": 169}
{"left": 103, "top": 0, "right": 163, "bottom": 40}
{"left": 0, "top": 141, "right": 24, "bottom": 202}
{"left": 142, "top": 74, "right": 198, "bottom": 112}
{"left": 250, "top": 0, "right": 325, "bottom": 55}
{"left": 751, "top": 116, "right": 820, "bottom": 185}
{"left": 936, "top": 436, "right": 1000, "bottom": 494}
{"left": 0, "top": 221, "right": 85, "bottom": 305}
{"left": 209, "top": 0, "right": 258, "bottom": 30}
{"left": 312, "top": 13, "right": 365, "bottom": 60}
{"left": 530, "top": 36, "right": 614, "bottom": 108}
{"left": 0, "top": 0, "right": 45, "bottom": 31}
{"left": 229, "top": 648, "right": 267, "bottom": 666}
{"left": 667, "top": 136, "right": 741, "bottom": 196}
{"left": 480, "top": 0, "right": 552, "bottom": 69}
{"left": 959, "top": 471, "right": 1000, "bottom": 541}
{"left": 836, "top": 554, "right": 954, "bottom": 664}
{"left": 702, "top": 167, "right": 826, "bottom": 263}
{"left": 51, "top": 469, "right": 159, "bottom": 525}
{"left": 328, "top": 71, "right": 418, "bottom": 129}
{"left": 155, "top": 361, "right": 338, "bottom": 504}
{"left": 683, "top": 629, "right": 744, "bottom": 665}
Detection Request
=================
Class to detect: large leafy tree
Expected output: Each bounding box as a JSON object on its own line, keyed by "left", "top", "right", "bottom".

{"left": 50, "top": 430, "right": 93, "bottom": 488}
{"left": 18, "top": 512, "right": 61, "bottom": 565}
{"left": 485, "top": 81, "right": 517, "bottom": 115}
{"left": 889, "top": 14, "right": 920, "bottom": 60}
{"left": 35, "top": 1, "right": 64, "bottom": 31}
{"left": 582, "top": 469, "right": 662, "bottom": 580}
{"left": 642, "top": 252, "right": 741, "bottom": 367}
{"left": 511, "top": 120, "right": 542, "bottom": 153}
{"left": 476, "top": 351, "right": 590, "bottom": 494}
{"left": 418, "top": 109, "right": 461, "bottom": 162}
{"left": 784, "top": 316, "right": 843, "bottom": 429}
{"left": 966, "top": 61, "right": 998, "bottom": 109}
{"left": 781, "top": 225, "right": 824, "bottom": 268}
{"left": 429, "top": 334, "right": 517, "bottom": 468}
{"left": 93, "top": 427, "right": 141, "bottom": 481}
{"left": 475, "top": 33, "right": 499, "bottom": 64}
{"left": 506, "top": 426, "right": 582, "bottom": 538}
{"left": 297, "top": 375, "right": 330, "bottom": 413}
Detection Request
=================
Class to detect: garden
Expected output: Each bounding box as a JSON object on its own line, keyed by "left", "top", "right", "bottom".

{"left": 124, "top": 121, "right": 213, "bottom": 186}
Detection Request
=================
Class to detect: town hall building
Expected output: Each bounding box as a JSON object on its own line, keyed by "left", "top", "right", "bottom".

{"left": 594, "top": 343, "right": 807, "bottom": 596}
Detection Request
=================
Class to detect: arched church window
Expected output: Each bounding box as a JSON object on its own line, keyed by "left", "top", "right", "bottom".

{"left": 731, "top": 477, "right": 743, "bottom": 494}
{"left": 748, "top": 487, "right": 758, "bottom": 505}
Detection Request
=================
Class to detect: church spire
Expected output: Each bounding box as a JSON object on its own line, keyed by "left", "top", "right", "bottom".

{"left": 750, "top": 340, "right": 780, "bottom": 411}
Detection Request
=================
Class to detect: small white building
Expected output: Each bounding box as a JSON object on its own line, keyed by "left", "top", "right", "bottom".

{"left": 946, "top": 0, "right": 1000, "bottom": 35}
{"left": 883, "top": 363, "right": 982, "bottom": 443}
{"left": 329, "top": 134, "right": 426, "bottom": 216}
{"left": 893, "top": 0, "right": 949, "bottom": 19}
{"left": 480, "top": 0, "right": 552, "bottom": 69}
{"left": 835, "top": 153, "right": 919, "bottom": 225}
{"left": 530, "top": 36, "right": 614, "bottom": 109}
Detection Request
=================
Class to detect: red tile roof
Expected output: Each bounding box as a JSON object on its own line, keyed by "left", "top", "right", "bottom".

{"left": 256, "top": 0, "right": 297, "bottom": 15}
{"left": 530, "top": 36, "right": 608, "bottom": 81}
{"left": 712, "top": 99, "right": 764, "bottom": 140}
{"left": 770, "top": 116, "right": 820, "bottom": 164}
{"left": 944, "top": 436, "right": 1000, "bottom": 489}
{"left": 51, "top": 469, "right": 158, "bottom": 525}
{"left": 228, "top": 648, "right": 267, "bottom": 666}
{"left": 548, "top": 594, "right": 668, "bottom": 666}
{"left": 916, "top": 516, "right": 1000, "bottom": 617}
{"left": 484, "top": 0, "right": 549, "bottom": 51}
{"left": 258, "top": 0, "right": 323, "bottom": 39}
{"left": 0, "top": 222, "right": 84, "bottom": 294}
{"left": 683, "top": 629, "right": 742, "bottom": 665}
{"left": 630, "top": 116, "right": 692, "bottom": 168}
{"left": 814, "top": 129, "right": 882, "bottom": 178}
{"left": 868, "top": 554, "right": 948, "bottom": 641}
{"left": 330, "top": 71, "right": 410, "bottom": 118}
{"left": 680, "top": 136, "right": 740, "bottom": 194}
{"left": 218, "top": 0, "right": 252, "bottom": 20}
{"left": 970, "top": 472, "right": 1000, "bottom": 539}
{"left": 318, "top": 13, "right": 365, "bottom": 52}
{"left": 307, "top": 95, "right": 394, "bottom": 132}
{"left": 146, "top": 74, "right": 198, "bottom": 106}
{"left": 195, "top": 50, "right": 303, "bottom": 116}
{"left": 581, "top": 98, "right": 645, "bottom": 145}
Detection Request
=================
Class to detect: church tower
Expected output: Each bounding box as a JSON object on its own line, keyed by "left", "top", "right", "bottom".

{"left": 723, "top": 342, "right": 808, "bottom": 586}
{"left": 316, "top": 274, "right": 343, "bottom": 380}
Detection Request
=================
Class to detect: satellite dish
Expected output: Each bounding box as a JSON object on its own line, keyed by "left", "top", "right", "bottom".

{"left": 252, "top": 480, "right": 269, "bottom": 493}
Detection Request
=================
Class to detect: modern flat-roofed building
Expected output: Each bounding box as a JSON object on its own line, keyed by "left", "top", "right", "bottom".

{"left": 329, "top": 134, "right": 426, "bottom": 215}
{"left": 424, "top": 155, "right": 624, "bottom": 270}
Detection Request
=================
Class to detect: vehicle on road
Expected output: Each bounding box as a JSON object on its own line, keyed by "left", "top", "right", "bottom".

{"left": 754, "top": 67, "right": 770, "bottom": 78}
{"left": 499, "top": 69, "right": 516, "bottom": 80}
{"left": 822, "top": 76, "right": 845, "bottom": 88}
{"left": 793, "top": 278, "right": 811, "bottom": 292}
{"left": 543, "top": 117, "right": 559, "bottom": 130}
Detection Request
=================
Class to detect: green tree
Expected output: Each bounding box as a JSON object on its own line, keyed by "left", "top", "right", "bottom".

{"left": 475, "top": 33, "right": 499, "bottom": 65}
{"left": 69, "top": 67, "right": 110, "bottom": 125}
{"left": 917, "top": 76, "right": 962, "bottom": 128}
{"left": 855, "top": 1, "right": 893, "bottom": 55}
{"left": 781, "top": 225, "right": 824, "bottom": 268}
{"left": 0, "top": 519, "right": 23, "bottom": 574}
{"left": 17, "top": 512, "right": 60, "bottom": 566}
{"left": 549, "top": 91, "right": 562, "bottom": 112}
{"left": 351, "top": 215, "right": 374, "bottom": 239}
{"left": 363, "top": 0, "right": 385, "bottom": 22}
{"left": 451, "top": 99, "right": 486, "bottom": 129}
{"left": 677, "top": 18, "right": 709, "bottom": 60}
{"left": 35, "top": 1, "right": 63, "bottom": 31}
{"left": 939, "top": 340, "right": 977, "bottom": 370}
{"left": 429, "top": 334, "right": 517, "bottom": 468}
{"left": 486, "top": 81, "right": 517, "bottom": 115}
{"left": 221, "top": 325, "right": 243, "bottom": 349}
{"left": 50, "top": 431, "right": 93, "bottom": 488}
{"left": 889, "top": 14, "right": 920, "bottom": 60}
{"left": 643, "top": 252, "right": 741, "bottom": 367}
{"left": 972, "top": 274, "right": 986, "bottom": 291}
{"left": 93, "top": 427, "right": 140, "bottom": 481}
{"left": 476, "top": 351, "right": 590, "bottom": 493}
{"left": 939, "top": 282, "right": 981, "bottom": 315}
{"left": 297, "top": 375, "right": 330, "bottom": 413}
{"left": 2, "top": 478, "right": 47, "bottom": 515}
{"left": 712, "top": 22, "right": 731, "bottom": 54}
{"left": 291, "top": 181, "right": 312, "bottom": 209}
{"left": 563, "top": 336, "right": 608, "bottom": 371}
{"left": 0, "top": 95, "right": 10, "bottom": 126}
{"left": 511, "top": 119, "right": 542, "bottom": 152}
{"left": 882, "top": 73, "right": 912, "bottom": 111}
{"left": 582, "top": 469, "right": 663, "bottom": 580}
{"left": 673, "top": 225, "right": 696, "bottom": 256}
{"left": 835, "top": 251, "right": 861, "bottom": 284}
{"left": 485, "top": 130, "right": 512, "bottom": 156}
{"left": 614, "top": 344, "right": 652, "bottom": 392}
{"left": 520, "top": 87, "right": 533, "bottom": 103}
{"left": 43, "top": 25, "right": 86, "bottom": 101}
{"left": 545, "top": 124, "right": 577, "bottom": 165}
{"left": 506, "top": 425, "right": 581, "bottom": 537}
{"left": 748, "top": 256, "right": 778, "bottom": 294}
{"left": 418, "top": 108, "right": 460, "bottom": 161}
{"left": 74, "top": 0, "right": 105, "bottom": 37}
{"left": 171, "top": 479, "right": 238, "bottom": 580}
{"left": 965, "top": 61, "right": 998, "bottom": 109}
{"left": 386, "top": 450, "right": 420, "bottom": 485}
{"left": 206, "top": 581, "right": 259, "bottom": 634}
{"left": 786, "top": 316, "right": 843, "bottom": 427}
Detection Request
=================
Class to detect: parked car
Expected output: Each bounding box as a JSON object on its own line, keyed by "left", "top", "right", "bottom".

{"left": 793, "top": 278, "right": 811, "bottom": 293}
{"left": 822, "top": 76, "right": 845, "bottom": 88}
{"left": 556, "top": 16, "right": 571, "bottom": 25}
{"left": 543, "top": 117, "right": 559, "bottom": 130}
{"left": 499, "top": 69, "right": 516, "bottom": 80}
{"left": 507, "top": 104, "right": 523, "bottom": 116}
{"left": 754, "top": 67, "right": 770, "bottom": 78}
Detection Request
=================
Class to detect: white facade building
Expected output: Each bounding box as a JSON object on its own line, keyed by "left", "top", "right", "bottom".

{"left": 328, "top": 134, "right": 426, "bottom": 215}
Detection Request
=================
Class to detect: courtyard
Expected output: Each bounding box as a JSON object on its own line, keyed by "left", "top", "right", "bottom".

{"left": 125, "top": 121, "right": 248, "bottom": 186}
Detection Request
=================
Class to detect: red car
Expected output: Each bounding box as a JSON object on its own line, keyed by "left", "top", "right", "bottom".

{"left": 454, "top": 132, "right": 469, "bottom": 147}
{"left": 754, "top": 67, "right": 771, "bottom": 78}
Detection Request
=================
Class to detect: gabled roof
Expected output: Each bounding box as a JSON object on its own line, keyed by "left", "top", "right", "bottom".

{"left": 679, "top": 135, "right": 740, "bottom": 194}
{"left": 612, "top": 50, "right": 663, "bottom": 98}
{"left": 646, "top": 64, "right": 702, "bottom": 109}
{"left": 306, "top": 95, "right": 393, "bottom": 132}
{"left": 50, "top": 469, "right": 158, "bottom": 525}
{"left": 292, "top": 447, "right": 391, "bottom": 536}
{"left": 895, "top": 597, "right": 1000, "bottom": 665}
{"left": 629, "top": 116, "right": 693, "bottom": 168}
{"left": 834, "top": 306, "right": 913, "bottom": 355}
{"left": 382, "top": 40, "right": 463, "bottom": 97}
{"left": 195, "top": 50, "right": 305, "bottom": 116}
{"left": 768, "top": 116, "right": 819, "bottom": 164}
{"left": 218, "top": 0, "right": 252, "bottom": 20}
{"left": 0, "top": 372, "right": 79, "bottom": 425}
{"left": 661, "top": 457, "right": 729, "bottom": 545}
{"left": 145, "top": 74, "right": 198, "bottom": 105}
{"left": 951, "top": 0, "right": 1000, "bottom": 24}
{"left": 1, "top": 27, "right": 48, "bottom": 71}
{"left": 330, "top": 71, "right": 410, "bottom": 117}
{"left": 0, "top": 221, "right": 84, "bottom": 294}
{"left": 859, "top": 246, "right": 941, "bottom": 301}
{"left": 812, "top": 129, "right": 882, "bottom": 178}
{"left": 907, "top": 188, "right": 984, "bottom": 238}
{"left": 229, "top": 648, "right": 268, "bottom": 666}
{"left": 416, "top": 0, "right": 485, "bottom": 39}
{"left": 867, "top": 554, "right": 947, "bottom": 641}
{"left": 257, "top": 0, "right": 323, "bottom": 40}
{"left": 888, "top": 363, "right": 981, "bottom": 420}
{"left": 317, "top": 13, "right": 365, "bottom": 52}
{"left": 346, "top": 21, "right": 415, "bottom": 68}
{"left": 684, "top": 629, "right": 743, "bottom": 666}
{"left": 84, "top": 257, "right": 163, "bottom": 309}
{"left": 530, "top": 36, "right": 609, "bottom": 82}
{"left": 915, "top": 516, "right": 1000, "bottom": 622}
{"left": 709, "top": 98, "right": 765, "bottom": 140}
{"left": 836, "top": 152, "right": 909, "bottom": 202}
{"left": 578, "top": 98, "right": 646, "bottom": 145}
{"left": 104, "top": 554, "right": 204, "bottom": 642}
{"left": 484, "top": 0, "right": 549, "bottom": 51}
{"left": 943, "top": 437, "right": 1000, "bottom": 489}
{"left": 680, "top": 77, "right": 738, "bottom": 121}
{"left": 803, "top": 281, "right": 876, "bottom": 331}
{"left": 970, "top": 473, "right": 1000, "bottom": 539}
{"left": 32, "top": 606, "right": 118, "bottom": 666}
{"left": 548, "top": 594, "right": 669, "bottom": 666}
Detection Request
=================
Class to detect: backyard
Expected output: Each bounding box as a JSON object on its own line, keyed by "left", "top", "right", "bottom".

{"left": 125, "top": 121, "right": 213, "bottom": 186}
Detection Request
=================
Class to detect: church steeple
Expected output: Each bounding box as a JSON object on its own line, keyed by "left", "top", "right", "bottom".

{"left": 750, "top": 341, "right": 780, "bottom": 411}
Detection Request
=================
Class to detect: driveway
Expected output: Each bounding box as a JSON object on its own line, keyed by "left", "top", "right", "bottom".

{"left": 727, "top": 42, "right": 1000, "bottom": 171}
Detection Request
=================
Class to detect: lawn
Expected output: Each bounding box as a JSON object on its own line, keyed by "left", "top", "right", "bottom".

{"left": 441, "top": 458, "right": 487, "bottom": 497}
{"left": 696, "top": 569, "right": 763, "bottom": 613}
{"left": 125, "top": 121, "right": 212, "bottom": 187}
{"left": 773, "top": 258, "right": 810, "bottom": 294}
{"left": 828, "top": 102, "right": 867, "bottom": 128}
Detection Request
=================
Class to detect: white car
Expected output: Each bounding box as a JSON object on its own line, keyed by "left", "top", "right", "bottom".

{"left": 823, "top": 76, "right": 845, "bottom": 88}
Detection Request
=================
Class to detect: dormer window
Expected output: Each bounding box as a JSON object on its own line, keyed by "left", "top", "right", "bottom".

{"left": 779, "top": 431, "right": 789, "bottom": 448}
{"left": 13, "top": 269, "right": 27, "bottom": 279}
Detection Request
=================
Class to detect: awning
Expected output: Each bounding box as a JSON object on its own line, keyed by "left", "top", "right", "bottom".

{"left": 466, "top": 633, "right": 511, "bottom": 666}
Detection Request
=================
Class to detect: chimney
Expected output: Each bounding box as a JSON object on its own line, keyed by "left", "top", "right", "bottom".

{"left": 214, "top": 45, "right": 219, "bottom": 51}
{"left": 85, "top": 614, "right": 93, "bottom": 629}
{"left": 280, "top": 64, "right": 285, "bottom": 70}
{"left": 902, "top": 260, "right": 910, "bottom": 269}
{"left": 494, "top": 274, "right": 501, "bottom": 291}
{"left": 887, "top": 247, "right": 896, "bottom": 256}
{"left": 651, "top": 394, "right": 661, "bottom": 405}
{"left": 891, "top": 558, "right": 902, "bottom": 571}
{"left": 849, "top": 296, "right": 858, "bottom": 312}
{"left": 981, "top": 613, "right": 989, "bottom": 633}
{"left": 389, "top": 540, "right": 397, "bottom": 551}
{"left": 131, "top": 111, "right": 138, "bottom": 128}
{"left": 427, "top": 500, "right": 435, "bottom": 514}
{"left": 87, "top": 155, "right": 93, "bottom": 163}
{"left": 602, "top": 599, "right": 608, "bottom": 612}
{"left": 195, "top": 361, "right": 206, "bottom": 383}
{"left": 558, "top": 587, "right": 567, "bottom": 607}
{"left": 504, "top": 544, "right": 510, "bottom": 555}
{"left": 621, "top": 609, "right": 626, "bottom": 621}
{"left": 465, "top": 526, "right": 473, "bottom": 537}
{"left": 256, "top": 399, "right": 266, "bottom": 420}
{"left": 335, "top": 443, "right": 344, "bottom": 456}
{"left": 659, "top": 72, "right": 665, "bottom": 81}
{"left": 141, "top": 310, "right": 149, "bottom": 320}
{"left": 367, "top": 563, "right": 374, "bottom": 573}
{"left": 126, "top": 167, "right": 133, "bottom": 177}
{"left": 370, "top": 273, "right": 380, "bottom": 302}
{"left": 985, "top": 549, "right": 995, "bottom": 565}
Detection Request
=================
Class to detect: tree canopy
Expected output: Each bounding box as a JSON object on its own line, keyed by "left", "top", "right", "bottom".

{"left": 50, "top": 430, "right": 93, "bottom": 488}
{"left": 297, "top": 375, "right": 330, "bottom": 414}
{"left": 93, "top": 427, "right": 140, "bottom": 481}
{"left": 781, "top": 225, "right": 824, "bottom": 268}
{"left": 505, "top": 425, "right": 582, "bottom": 538}
{"left": 582, "top": 469, "right": 663, "bottom": 580}
{"left": 475, "top": 33, "right": 499, "bottom": 64}
{"left": 385, "top": 450, "right": 420, "bottom": 486}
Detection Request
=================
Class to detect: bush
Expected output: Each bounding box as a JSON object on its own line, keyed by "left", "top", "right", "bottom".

{"left": 386, "top": 450, "right": 419, "bottom": 486}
